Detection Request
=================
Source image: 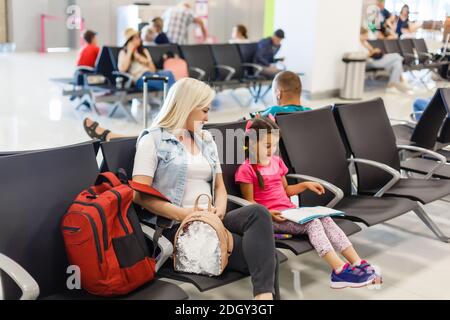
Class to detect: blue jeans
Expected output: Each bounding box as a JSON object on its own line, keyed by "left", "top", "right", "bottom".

{"left": 136, "top": 71, "right": 175, "bottom": 91}
{"left": 413, "top": 98, "right": 431, "bottom": 120}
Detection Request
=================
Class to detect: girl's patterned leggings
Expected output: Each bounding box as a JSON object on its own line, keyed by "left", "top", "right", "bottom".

{"left": 273, "top": 217, "right": 352, "bottom": 257}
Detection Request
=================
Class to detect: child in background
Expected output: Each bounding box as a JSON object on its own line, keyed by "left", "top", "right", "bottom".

{"left": 77, "top": 30, "right": 100, "bottom": 68}
{"left": 235, "top": 116, "right": 381, "bottom": 288}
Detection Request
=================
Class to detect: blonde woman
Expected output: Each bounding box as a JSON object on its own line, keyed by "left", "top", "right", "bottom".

{"left": 85, "top": 78, "right": 279, "bottom": 299}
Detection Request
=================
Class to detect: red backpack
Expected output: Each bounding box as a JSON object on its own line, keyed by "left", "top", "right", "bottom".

{"left": 61, "top": 172, "right": 168, "bottom": 297}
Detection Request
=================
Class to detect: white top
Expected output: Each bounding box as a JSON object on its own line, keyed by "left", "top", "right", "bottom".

{"left": 132, "top": 133, "right": 222, "bottom": 209}
{"left": 181, "top": 151, "right": 213, "bottom": 209}
{"left": 118, "top": 50, "right": 152, "bottom": 82}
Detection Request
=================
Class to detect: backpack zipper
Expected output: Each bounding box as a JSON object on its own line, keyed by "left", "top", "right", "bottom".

{"left": 65, "top": 212, "right": 103, "bottom": 263}
{"left": 73, "top": 201, "right": 109, "bottom": 250}
{"left": 109, "top": 189, "right": 130, "bottom": 234}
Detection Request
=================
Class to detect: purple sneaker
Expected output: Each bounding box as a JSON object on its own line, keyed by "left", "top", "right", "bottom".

{"left": 354, "top": 260, "right": 383, "bottom": 283}
{"left": 330, "top": 263, "right": 376, "bottom": 289}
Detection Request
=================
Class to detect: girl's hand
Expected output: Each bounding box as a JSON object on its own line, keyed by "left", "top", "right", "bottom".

{"left": 270, "top": 210, "right": 286, "bottom": 223}
{"left": 304, "top": 182, "right": 325, "bottom": 195}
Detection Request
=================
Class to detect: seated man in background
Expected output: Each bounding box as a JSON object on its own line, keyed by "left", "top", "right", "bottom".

{"left": 77, "top": 30, "right": 100, "bottom": 68}
{"left": 360, "top": 27, "right": 412, "bottom": 94}
{"left": 152, "top": 17, "right": 170, "bottom": 45}
{"left": 254, "top": 29, "right": 286, "bottom": 79}
{"left": 141, "top": 25, "right": 155, "bottom": 46}
{"left": 253, "top": 71, "right": 311, "bottom": 117}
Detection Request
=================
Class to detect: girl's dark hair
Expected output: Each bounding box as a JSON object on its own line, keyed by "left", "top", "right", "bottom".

{"left": 122, "top": 33, "right": 146, "bottom": 56}
{"left": 236, "top": 24, "right": 248, "bottom": 39}
{"left": 244, "top": 117, "right": 280, "bottom": 190}
{"left": 400, "top": 4, "right": 409, "bottom": 16}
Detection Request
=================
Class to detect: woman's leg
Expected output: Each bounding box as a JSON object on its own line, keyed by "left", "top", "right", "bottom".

{"left": 388, "top": 55, "right": 404, "bottom": 85}
{"left": 303, "top": 219, "right": 347, "bottom": 271}
{"left": 367, "top": 53, "right": 404, "bottom": 86}
{"left": 320, "top": 217, "right": 359, "bottom": 264}
{"left": 83, "top": 117, "right": 128, "bottom": 141}
{"left": 223, "top": 204, "right": 277, "bottom": 299}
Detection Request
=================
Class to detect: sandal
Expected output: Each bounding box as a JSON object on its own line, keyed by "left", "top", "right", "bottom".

{"left": 83, "top": 118, "right": 111, "bottom": 142}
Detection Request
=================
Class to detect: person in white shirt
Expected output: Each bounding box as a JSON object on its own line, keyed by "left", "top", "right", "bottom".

{"left": 360, "top": 27, "right": 412, "bottom": 94}
{"left": 163, "top": 2, "right": 207, "bottom": 44}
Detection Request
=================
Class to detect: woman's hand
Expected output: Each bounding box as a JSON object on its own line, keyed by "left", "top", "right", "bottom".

{"left": 127, "top": 41, "right": 137, "bottom": 53}
{"left": 133, "top": 51, "right": 147, "bottom": 63}
{"left": 304, "top": 181, "right": 325, "bottom": 195}
{"left": 270, "top": 210, "right": 286, "bottom": 223}
{"left": 214, "top": 207, "right": 226, "bottom": 220}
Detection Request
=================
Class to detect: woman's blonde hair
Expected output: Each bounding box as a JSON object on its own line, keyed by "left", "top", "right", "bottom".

{"left": 151, "top": 78, "right": 215, "bottom": 131}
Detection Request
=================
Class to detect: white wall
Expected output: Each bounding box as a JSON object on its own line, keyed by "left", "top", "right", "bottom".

{"left": 273, "top": 0, "right": 318, "bottom": 92}
{"left": 208, "top": 0, "right": 264, "bottom": 42}
{"left": 7, "top": 0, "right": 266, "bottom": 51}
{"left": 274, "top": 0, "right": 363, "bottom": 97}
{"left": 7, "top": 0, "right": 73, "bottom": 51}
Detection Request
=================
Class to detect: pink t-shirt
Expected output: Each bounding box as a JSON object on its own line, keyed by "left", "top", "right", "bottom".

{"left": 235, "top": 156, "right": 296, "bottom": 211}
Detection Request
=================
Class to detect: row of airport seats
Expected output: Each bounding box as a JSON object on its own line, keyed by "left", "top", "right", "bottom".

{"left": 1, "top": 91, "right": 450, "bottom": 300}
{"left": 367, "top": 38, "right": 449, "bottom": 85}
{"left": 52, "top": 43, "right": 274, "bottom": 122}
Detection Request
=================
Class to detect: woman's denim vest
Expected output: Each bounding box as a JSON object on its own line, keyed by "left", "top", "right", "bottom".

{"left": 137, "top": 127, "right": 219, "bottom": 208}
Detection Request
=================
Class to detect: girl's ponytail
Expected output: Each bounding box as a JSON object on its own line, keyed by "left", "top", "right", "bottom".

{"left": 244, "top": 116, "right": 280, "bottom": 190}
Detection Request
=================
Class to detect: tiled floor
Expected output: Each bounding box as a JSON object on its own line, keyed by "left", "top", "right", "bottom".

{"left": 1, "top": 51, "right": 450, "bottom": 299}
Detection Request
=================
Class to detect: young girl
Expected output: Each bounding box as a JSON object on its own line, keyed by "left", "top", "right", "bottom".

{"left": 235, "top": 116, "right": 380, "bottom": 289}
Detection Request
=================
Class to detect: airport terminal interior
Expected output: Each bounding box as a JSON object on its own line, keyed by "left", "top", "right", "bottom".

{"left": 1, "top": 0, "right": 450, "bottom": 300}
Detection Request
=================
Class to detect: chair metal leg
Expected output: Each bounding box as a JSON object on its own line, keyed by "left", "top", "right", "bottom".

{"left": 413, "top": 202, "right": 450, "bottom": 243}
{"left": 230, "top": 90, "right": 248, "bottom": 108}
{"left": 260, "top": 84, "right": 272, "bottom": 105}
{"left": 254, "top": 83, "right": 262, "bottom": 103}
{"left": 108, "top": 103, "right": 119, "bottom": 118}
{"left": 119, "top": 101, "right": 137, "bottom": 123}
{"left": 273, "top": 253, "right": 281, "bottom": 300}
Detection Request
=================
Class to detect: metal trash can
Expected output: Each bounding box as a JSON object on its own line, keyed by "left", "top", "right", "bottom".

{"left": 340, "top": 52, "right": 367, "bottom": 100}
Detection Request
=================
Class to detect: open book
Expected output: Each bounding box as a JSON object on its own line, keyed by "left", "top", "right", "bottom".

{"left": 281, "top": 207, "right": 345, "bottom": 225}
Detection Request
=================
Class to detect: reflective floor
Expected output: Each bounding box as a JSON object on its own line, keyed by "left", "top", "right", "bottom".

{"left": 1, "top": 51, "right": 450, "bottom": 299}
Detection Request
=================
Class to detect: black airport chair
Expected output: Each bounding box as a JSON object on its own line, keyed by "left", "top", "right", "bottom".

{"left": 146, "top": 44, "right": 182, "bottom": 70}
{"left": 276, "top": 107, "right": 418, "bottom": 229}
{"left": 210, "top": 44, "right": 260, "bottom": 107}
{"left": 412, "top": 38, "right": 450, "bottom": 66}
{"left": 0, "top": 142, "right": 187, "bottom": 300}
{"left": 391, "top": 89, "right": 450, "bottom": 178}
{"left": 334, "top": 99, "right": 450, "bottom": 242}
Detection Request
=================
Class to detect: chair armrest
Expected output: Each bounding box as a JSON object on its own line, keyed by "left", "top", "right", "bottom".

{"left": 409, "top": 111, "right": 423, "bottom": 122}
{"left": 140, "top": 224, "right": 173, "bottom": 272}
{"left": 75, "top": 66, "right": 96, "bottom": 73}
{"left": 348, "top": 158, "right": 400, "bottom": 197}
{"left": 189, "top": 67, "right": 206, "bottom": 81}
{"left": 403, "top": 53, "right": 417, "bottom": 58}
{"left": 417, "top": 52, "right": 433, "bottom": 58}
{"left": 241, "top": 63, "right": 264, "bottom": 77}
{"left": 215, "top": 65, "right": 236, "bottom": 81}
{"left": 227, "top": 194, "right": 253, "bottom": 207}
{"left": 390, "top": 117, "right": 417, "bottom": 126}
{"left": 286, "top": 174, "right": 344, "bottom": 208}
{"left": 112, "top": 70, "right": 132, "bottom": 80}
{"left": 0, "top": 253, "right": 40, "bottom": 300}
{"left": 112, "top": 71, "right": 133, "bottom": 88}
{"left": 397, "top": 144, "right": 447, "bottom": 179}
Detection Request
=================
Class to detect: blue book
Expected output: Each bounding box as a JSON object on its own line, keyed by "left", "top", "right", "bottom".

{"left": 281, "top": 206, "right": 345, "bottom": 225}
